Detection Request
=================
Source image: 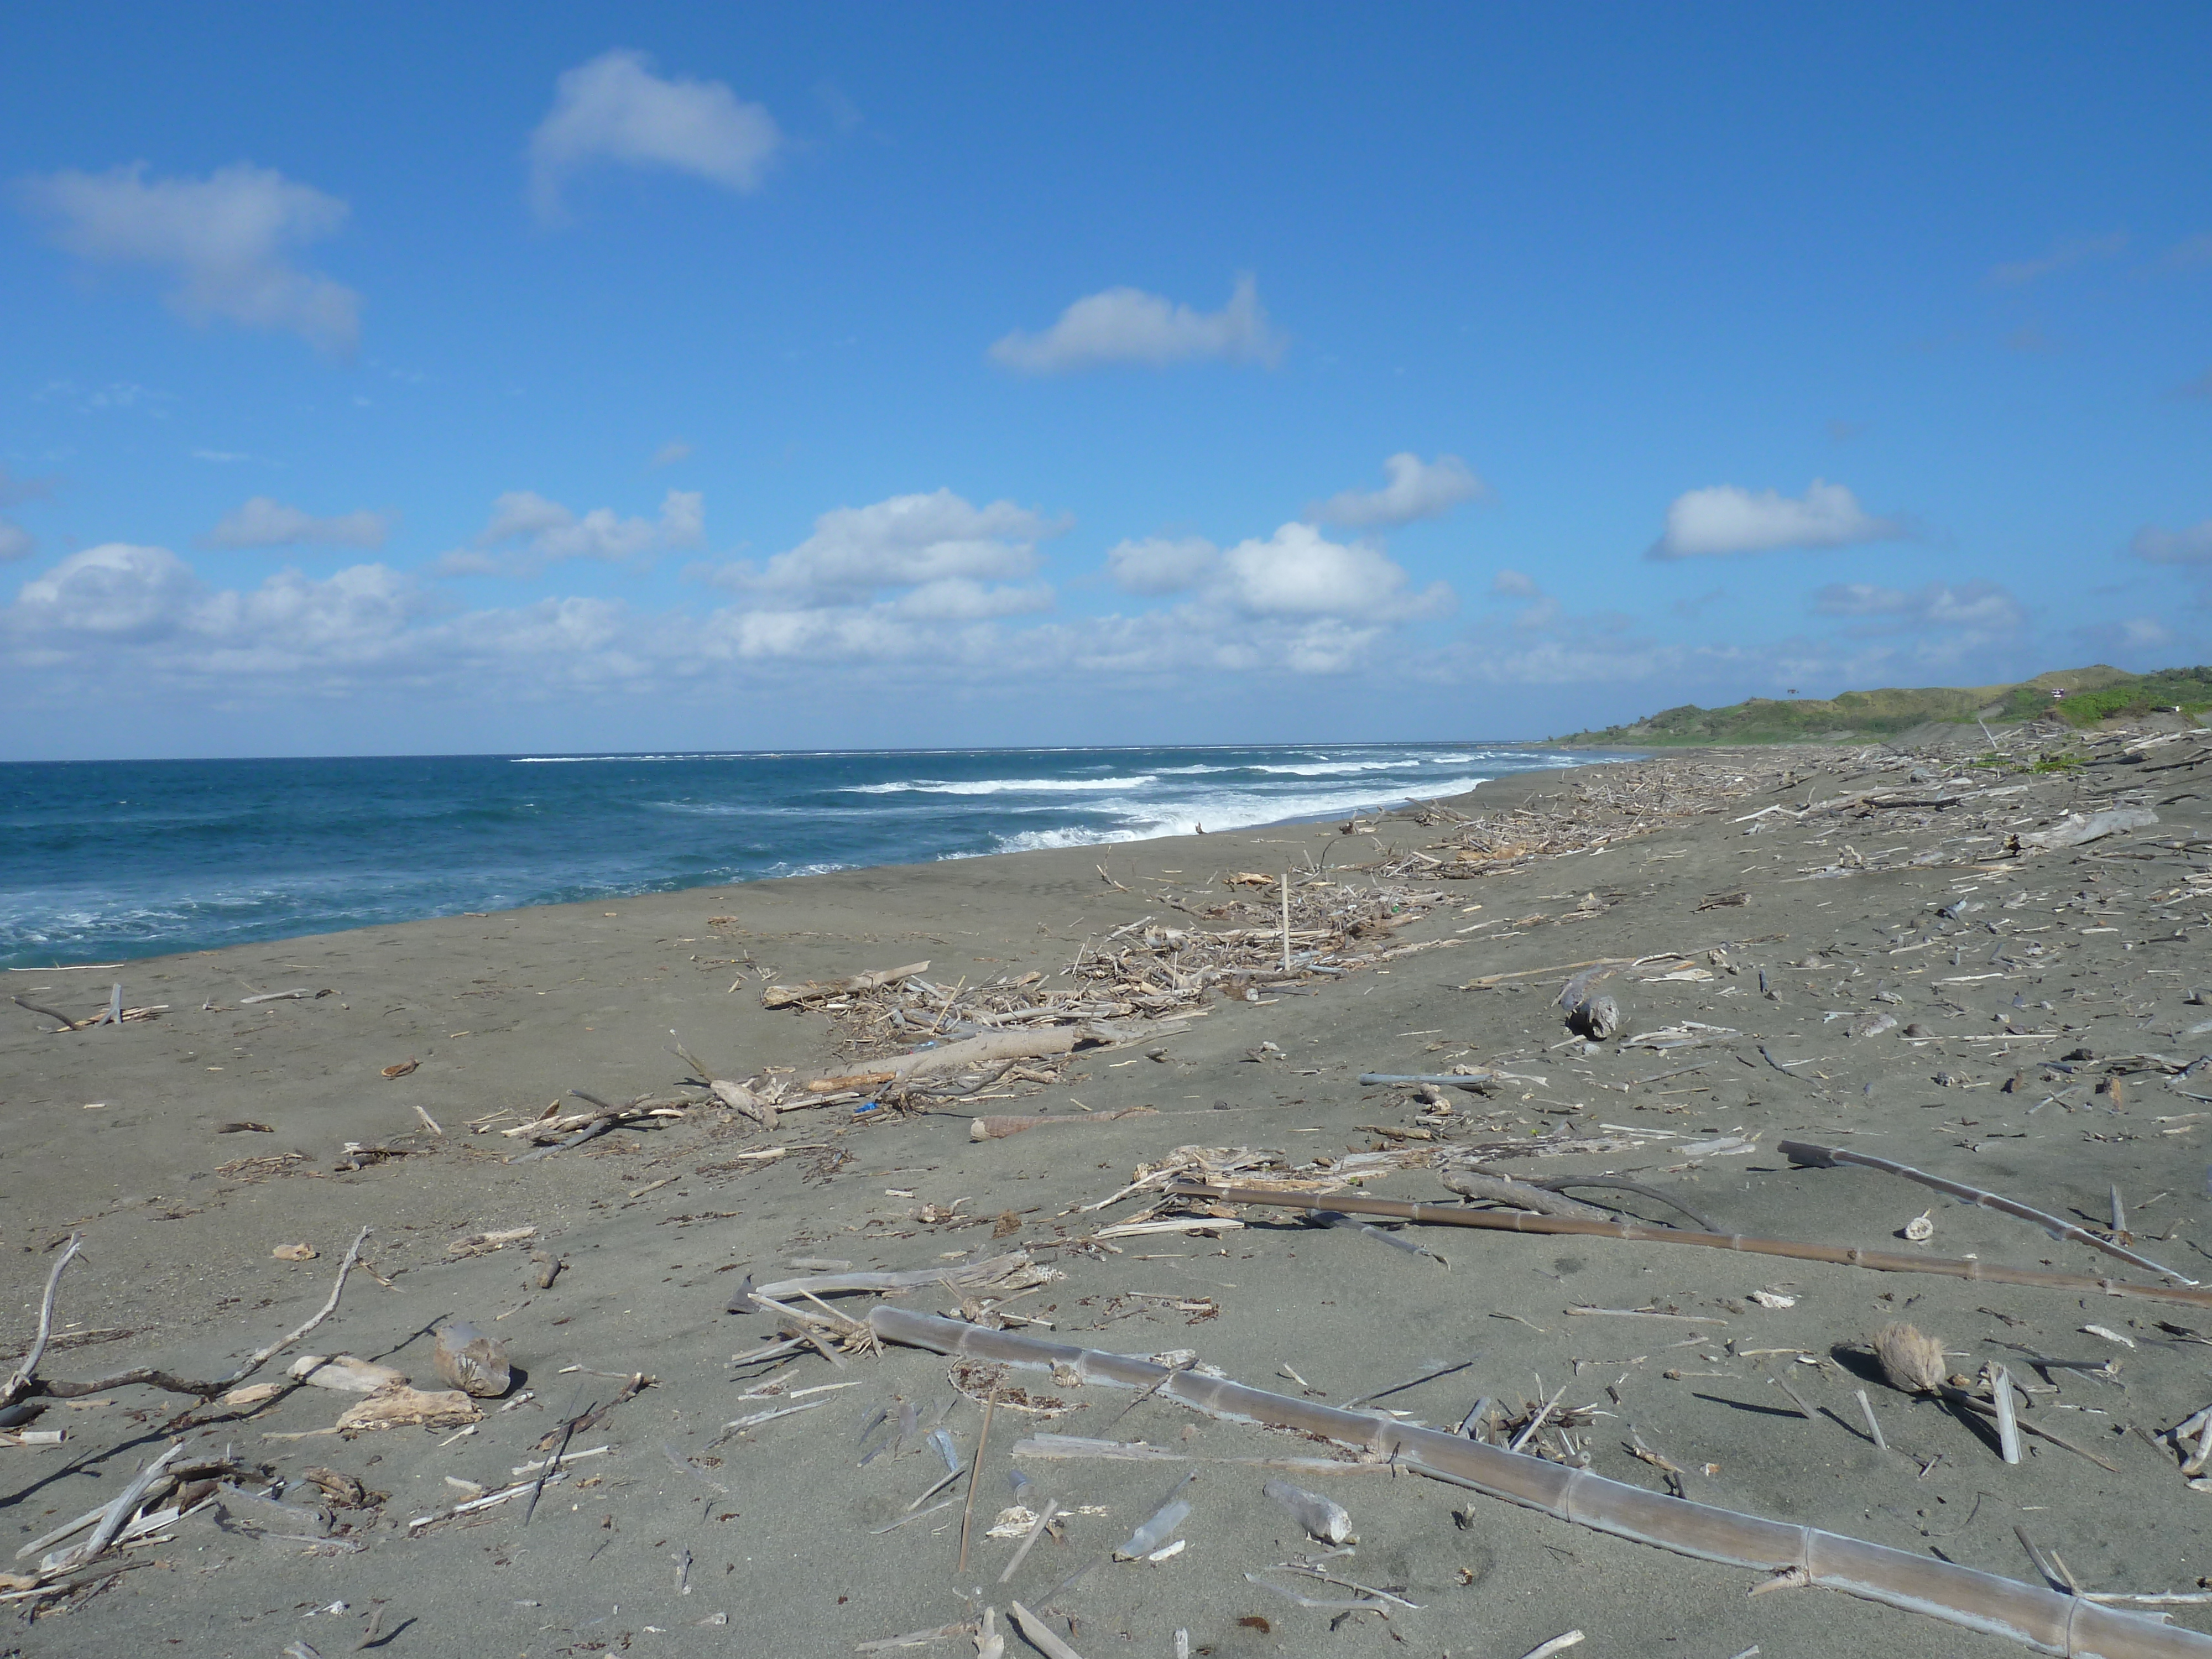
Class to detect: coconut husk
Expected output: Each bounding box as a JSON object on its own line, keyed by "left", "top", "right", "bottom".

{"left": 1872, "top": 1321, "right": 1947, "bottom": 1395}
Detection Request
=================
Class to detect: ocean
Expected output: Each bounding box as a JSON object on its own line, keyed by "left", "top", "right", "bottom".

{"left": 0, "top": 742, "right": 1620, "bottom": 969}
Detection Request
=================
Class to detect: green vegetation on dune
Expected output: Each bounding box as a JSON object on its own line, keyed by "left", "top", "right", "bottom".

{"left": 1561, "top": 664, "right": 2212, "bottom": 745}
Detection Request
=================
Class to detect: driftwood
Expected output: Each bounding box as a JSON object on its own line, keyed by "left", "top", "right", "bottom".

{"left": 1780, "top": 1140, "right": 2194, "bottom": 1284}
{"left": 762, "top": 961, "right": 930, "bottom": 1009}
{"left": 288, "top": 1354, "right": 405, "bottom": 1394}
{"left": 804, "top": 1026, "right": 1117, "bottom": 1093}
{"left": 2013, "top": 807, "right": 2158, "bottom": 854}
{"left": 969, "top": 1107, "right": 1157, "bottom": 1141}
{"left": 871, "top": 1307, "right": 2210, "bottom": 1658}
{"left": 1441, "top": 1171, "right": 1611, "bottom": 1221}
{"left": 3, "top": 1226, "right": 372, "bottom": 1407}
{"left": 336, "top": 1386, "right": 483, "bottom": 1433}
{"left": 1169, "top": 1182, "right": 2212, "bottom": 1312}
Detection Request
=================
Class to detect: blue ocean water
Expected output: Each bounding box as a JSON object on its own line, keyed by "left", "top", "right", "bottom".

{"left": 0, "top": 743, "right": 1618, "bottom": 968}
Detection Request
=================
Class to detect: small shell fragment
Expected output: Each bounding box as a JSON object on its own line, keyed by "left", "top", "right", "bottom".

{"left": 432, "top": 1321, "right": 513, "bottom": 1398}
{"left": 273, "top": 1243, "right": 318, "bottom": 1262}
{"left": 1145, "top": 1538, "right": 1187, "bottom": 1563}
{"left": 1903, "top": 1212, "right": 1935, "bottom": 1242}
{"left": 1746, "top": 1290, "right": 1796, "bottom": 1310}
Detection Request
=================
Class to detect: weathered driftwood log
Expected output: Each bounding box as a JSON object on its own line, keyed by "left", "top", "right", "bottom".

{"left": 1780, "top": 1140, "right": 2194, "bottom": 1284}
{"left": 1168, "top": 1182, "right": 2212, "bottom": 1312}
{"left": 869, "top": 1307, "right": 2210, "bottom": 1658}
{"left": 804, "top": 1026, "right": 1120, "bottom": 1093}
{"left": 762, "top": 962, "right": 930, "bottom": 1009}
{"left": 2012, "top": 807, "right": 2157, "bottom": 853}
{"left": 1442, "top": 1171, "right": 1611, "bottom": 1221}
{"left": 969, "top": 1107, "right": 1157, "bottom": 1141}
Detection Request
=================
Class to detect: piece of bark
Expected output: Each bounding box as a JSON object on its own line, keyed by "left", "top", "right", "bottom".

{"left": 336, "top": 1386, "right": 482, "bottom": 1433}
{"left": 289, "top": 1355, "right": 408, "bottom": 1395}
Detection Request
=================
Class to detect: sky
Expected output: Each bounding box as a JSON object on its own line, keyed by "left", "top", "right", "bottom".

{"left": 2, "top": 3, "right": 2209, "bottom": 760}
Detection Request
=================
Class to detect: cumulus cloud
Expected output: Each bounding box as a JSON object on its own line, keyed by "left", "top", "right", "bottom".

{"left": 1489, "top": 569, "right": 1540, "bottom": 598}
{"left": 1650, "top": 479, "right": 1903, "bottom": 559}
{"left": 1309, "top": 453, "right": 1488, "bottom": 528}
{"left": 529, "top": 49, "right": 782, "bottom": 221}
{"left": 18, "top": 163, "right": 361, "bottom": 352}
{"left": 201, "top": 496, "right": 391, "bottom": 550}
{"left": 1988, "top": 231, "right": 2126, "bottom": 286}
{"left": 732, "top": 489, "right": 1065, "bottom": 603}
{"left": 989, "top": 274, "right": 1285, "bottom": 373}
{"left": 2131, "top": 520, "right": 2212, "bottom": 564}
{"left": 1106, "top": 536, "right": 1218, "bottom": 596}
{"left": 435, "top": 488, "right": 703, "bottom": 577}
{"left": 1215, "top": 523, "right": 1451, "bottom": 623}
{"left": 1812, "top": 580, "right": 2025, "bottom": 632}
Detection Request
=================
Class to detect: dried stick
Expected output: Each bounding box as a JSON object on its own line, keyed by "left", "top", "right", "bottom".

{"left": 2, "top": 1234, "right": 84, "bottom": 1405}
{"left": 13, "top": 1228, "right": 370, "bottom": 1404}
{"left": 873, "top": 1307, "right": 2210, "bottom": 1659}
{"left": 47, "top": 1442, "right": 185, "bottom": 1573}
{"left": 1780, "top": 1140, "right": 2194, "bottom": 1284}
{"left": 958, "top": 1384, "right": 998, "bottom": 1577}
{"left": 998, "top": 1500, "right": 1061, "bottom": 1584}
{"left": 1167, "top": 1183, "right": 2212, "bottom": 1313}
{"left": 1008, "top": 1600, "right": 1087, "bottom": 1659}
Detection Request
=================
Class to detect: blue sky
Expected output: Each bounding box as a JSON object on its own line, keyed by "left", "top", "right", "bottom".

{"left": 2, "top": 3, "right": 2208, "bottom": 760}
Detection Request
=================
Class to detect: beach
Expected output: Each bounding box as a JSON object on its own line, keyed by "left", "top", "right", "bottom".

{"left": 5, "top": 728, "right": 2210, "bottom": 1658}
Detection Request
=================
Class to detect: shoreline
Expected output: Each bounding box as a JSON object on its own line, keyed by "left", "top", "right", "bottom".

{"left": 6, "top": 731, "right": 2209, "bottom": 1657}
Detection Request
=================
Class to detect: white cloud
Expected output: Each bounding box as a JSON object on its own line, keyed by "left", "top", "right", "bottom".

{"left": 988, "top": 274, "right": 1285, "bottom": 373}
{"left": 1106, "top": 535, "right": 1218, "bottom": 596}
{"left": 1309, "top": 453, "right": 1488, "bottom": 528}
{"left": 1489, "top": 568, "right": 1540, "bottom": 597}
{"left": 2132, "top": 520, "right": 2212, "bottom": 564}
{"left": 202, "top": 496, "right": 392, "bottom": 550}
{"left": 1650, "top": 479, "right": 1903, "bottom": 559}
{"left": 650, "top": 439, "right": 693, "bottom": 468}
{"left": 1989, "top": 231, "right": 2126, "bottom": 286}
{"left": 1812, "top": 580, "right": 2025, "bottom": 631}
{"left": 1215, "top": 523, "right": 1451, "bottom": 623}
{"left": 734, "top": 489, "right": 1065, "bottom": 602}
{"left": 0, "top": 520, "right": 33, "bottom": 562}
{"left": 435, "top": 488, "right": 703, "bottom": 577}
{"left": 19, "top": 163, "right": 360, "bottom": 352}
{"left": 529, "top": 49, "right": 782, "bottom": 222}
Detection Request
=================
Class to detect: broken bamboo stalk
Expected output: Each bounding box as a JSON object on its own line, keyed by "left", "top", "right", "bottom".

{"left": 1779, "top": 1140, "right": 2194, "bottom": 1284}
{"left": 870, "top": 1307, "right": 2208, "bottom": 1658}
{"left": 1167, "top": 1183, "right": 2212, "bottom": 1312}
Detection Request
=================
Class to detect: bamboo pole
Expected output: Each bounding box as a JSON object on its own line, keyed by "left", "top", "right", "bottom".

{"left": 872, "top": 1310, "right": 2203, "bottom": 1659}
{"left": 1165, "top": 1182, "right": 2212, "bottom": 1312}
{"left": 869, "top": 1307, "right": 2206, "bottom": 1658}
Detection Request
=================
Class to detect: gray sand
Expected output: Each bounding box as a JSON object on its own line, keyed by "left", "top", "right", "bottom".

{"left": 4, "top": 734, "right": 2209, "bottom": 1657}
